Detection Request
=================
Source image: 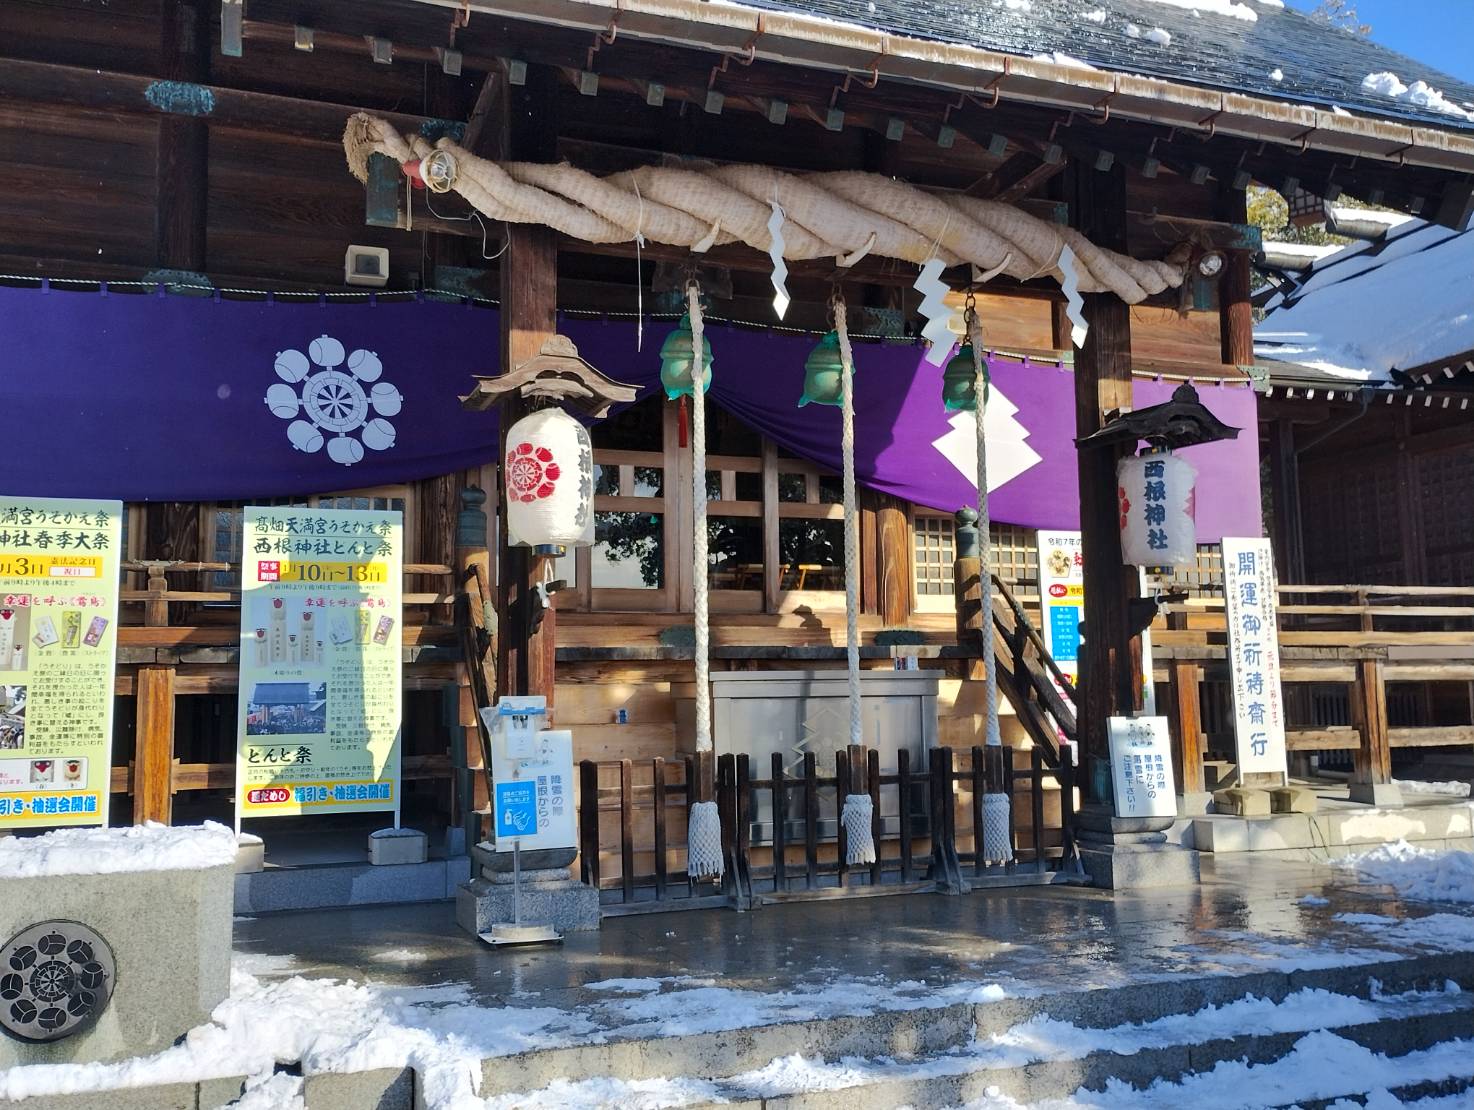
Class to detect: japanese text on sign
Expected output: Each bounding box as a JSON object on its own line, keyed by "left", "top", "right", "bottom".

{"left": 0, "top": 496, "right": 122, "bottom": 830}
{"left": 1107, "top": 716, "right": 1177, "bottom": 819}
{"left": 1222, "top": 538, "right": 1288, "bottom": 777}
{"left": 234, "top": 506, "right": 403, "bottom": 826}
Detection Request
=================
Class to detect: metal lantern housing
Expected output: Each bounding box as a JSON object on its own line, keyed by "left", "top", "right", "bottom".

{"left": 942, "top": 343, "right": 990, "bottom": 412}
{"left": 503, "top": 407, "right": 595, "bottom": 554}
{"left": 659, "top": 314, "right": 714, "bottom": 399}
{"left": 798, "top": 330, "right": 846, "bottom": 407}
{"left": 1118, "top": 449, "right": 1197, "bottom": 570}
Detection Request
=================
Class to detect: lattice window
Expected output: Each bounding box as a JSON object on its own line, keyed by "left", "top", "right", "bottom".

{"left": 913, "top": 516, "right": 954, "bottom": 596}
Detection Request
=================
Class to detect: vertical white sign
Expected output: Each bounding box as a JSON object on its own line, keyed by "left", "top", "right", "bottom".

{"left": 1107, "top": 715, "right": 1176, "bottom": 819}
{"left": 1222, "top": 537, "right": 1287, "bottom": 777}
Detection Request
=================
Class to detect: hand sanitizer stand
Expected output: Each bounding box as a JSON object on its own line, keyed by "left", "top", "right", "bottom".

{"left": 455, "top": 696, "right": 601, "bottom": 943}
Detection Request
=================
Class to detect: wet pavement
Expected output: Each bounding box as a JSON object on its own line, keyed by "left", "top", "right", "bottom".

{"left": 231, "top": 854, "right": 1474, "bottom": 1017}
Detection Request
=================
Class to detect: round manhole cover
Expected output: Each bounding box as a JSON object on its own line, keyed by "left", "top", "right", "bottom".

{"left": 1, "top": 921, "right": 115, "bottom": 1043}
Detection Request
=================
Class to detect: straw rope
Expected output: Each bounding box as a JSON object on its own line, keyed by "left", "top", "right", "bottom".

{"left": 344, "top": 114, "right": 1186, "bottom": 304}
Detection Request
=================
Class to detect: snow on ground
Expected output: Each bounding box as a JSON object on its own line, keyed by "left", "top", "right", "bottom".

{"left": 0, "top": 820, "right": 238, "bottom": 878}
{"left": 1393, "top": 779, "right": 1471, "bottom": 798}
{"left": 1362, "top": 72, "right": 1474, "bottom": 122}
{"left": 1335, "top": 841, "right": 1474, "bottom": 905}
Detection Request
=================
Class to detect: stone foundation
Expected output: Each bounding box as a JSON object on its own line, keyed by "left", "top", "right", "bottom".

{"left": 454, "top": 843, "right": 600, "bottom": 936}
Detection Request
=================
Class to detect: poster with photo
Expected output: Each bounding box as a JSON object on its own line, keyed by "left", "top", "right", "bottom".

{"left": 0, "top": 496, "right": 122, "bottom": 829}
{"left": 234, "top": 506, "right": 402, "bottom": 826}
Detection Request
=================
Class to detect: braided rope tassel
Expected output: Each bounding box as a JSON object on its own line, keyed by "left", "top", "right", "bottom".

{"left": 685, "top": 280, "right": 724, "bottom": 881}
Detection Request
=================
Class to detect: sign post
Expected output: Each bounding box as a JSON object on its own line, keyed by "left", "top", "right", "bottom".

{"left": 233, "top": 506, "right": 403, "bottom": 830}
{"left": 1107, "top": 716, "right": 1178, "bottom": 820}
{"left": 1222, "top": 538, "right": 1288, "bottom": 784}
{"left": 478, "top": 695, "right": 575, "bottom": 945}
{"left": 0, "top": 496, "right": 121, "bottom": 829}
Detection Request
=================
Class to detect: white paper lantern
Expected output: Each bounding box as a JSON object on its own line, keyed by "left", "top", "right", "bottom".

{"left": 1118, "top": 451, "right": 1196, "bottom": 569}
{"left": 504, "top": 408, "right": 594, "bottom": 550}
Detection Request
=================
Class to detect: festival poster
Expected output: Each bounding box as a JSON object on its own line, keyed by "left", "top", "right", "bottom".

{"left": 234, "top": 506, "right": 402, "bottom": 826}
{"left": 0, "top": 496, "right": 122, "bottom": 830}
{"left": 1037, "top": 530, "right": 1084, "bottom": 684}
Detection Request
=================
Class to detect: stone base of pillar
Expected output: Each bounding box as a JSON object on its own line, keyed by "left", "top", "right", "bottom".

{"left": 455, "top": 843, "right": 600, "bottom": 936}
{"left": 1074, "top": 805, "right": 1201, "bottom": 890}
{"left": 1348, "top": 782, "right": 1404, "bottom": 807}
{"left": 1176, "top": 791, "right": 1214, "bottom": 816}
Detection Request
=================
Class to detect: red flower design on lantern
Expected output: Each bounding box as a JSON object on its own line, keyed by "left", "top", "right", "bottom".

{"left": 1117, "top": 485, "right": 1131, "bottom": 531}
{"left": 506, "top": 441, "right": 561, "bottom": 503}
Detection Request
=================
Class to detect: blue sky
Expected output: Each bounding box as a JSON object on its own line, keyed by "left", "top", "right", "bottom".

{"left": 1286, "top": 1, "right": 1474, "bottom": 84}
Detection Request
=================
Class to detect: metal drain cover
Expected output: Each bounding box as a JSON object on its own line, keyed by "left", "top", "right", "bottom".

{"left": 1, "top": 921, "right": 115, "bottom": 1043}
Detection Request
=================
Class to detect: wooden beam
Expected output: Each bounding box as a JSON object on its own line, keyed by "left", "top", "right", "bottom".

{"left": 497, "top": 64, "right": 560, "bottom": 705}
{"left": 135, "top": 665, "right": 176, "bottom": 823}
{"left": 0, "top": 56, "right": 463, "bottom": 145}
{"left": 984, "top": 150, "right": 1068, "bottom": 203}
{"left": 1351, "top": 658, "right": 1391, "bottom": 787}
{"left": 156, "top": 0, "right": 209, "bottom": 273}
{"left": 1068, "top": 162, "right": 1140, "bottom": 799}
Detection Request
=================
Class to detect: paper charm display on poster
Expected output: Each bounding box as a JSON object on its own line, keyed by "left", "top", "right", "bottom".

{"left": 234, "top": 506, "right": 402, "bottom": 825}
{"left": 0, "top": 496, "right": 122, "bottom": 829}
{"left": 1222, "top": 537, "right": 1288, "bottom": 777}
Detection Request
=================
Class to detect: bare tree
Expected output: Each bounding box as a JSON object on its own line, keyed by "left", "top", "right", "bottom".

{"left": 1311, "top": 0, "right": 1371, "bottom": 36}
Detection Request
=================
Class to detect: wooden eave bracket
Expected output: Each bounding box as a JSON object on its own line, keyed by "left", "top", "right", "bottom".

{"left": 460, "top": 334, "right": 638, "bottom": 418}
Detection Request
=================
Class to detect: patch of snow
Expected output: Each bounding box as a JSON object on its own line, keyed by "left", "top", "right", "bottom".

{"left": 1362, "top": 71, "right": 1474, "bottom": 122}
{"left": 583, "top": 977, "right": 671, "bottom": 994}
{"left": 1125, "top": 22, "right": 1141, "bottom": 37}
{"left": 1393, "top": 778, "right": 1471, "bottom": 798}
{"left": 479, "top": 1075, "right": 721, "bottom": 1109}
{"left": 1255, "top": 220, "right": 1474, "bottom": 381}
{"left": 370, "top": 948, "right": 430, "bottom": 964}
{"left": 1082, "top": 9, "right": 1108, "bottom": 22}
{"left": 1334, "top": 842, "right": 1474, "bottom": 905}
{"left": 0, "top": 820, "right": 238, "bottom": 879}
{"left": 1000, "top": 0, "right": 1031, "bottom": 9}
{"left": 1257, "top": 0, "right": 1285, "bottom": 7}
{"left": 1142, "top": 0, "right": 1258, "bottom": 21}
{"left": 1033, "top": 51, "right": 1097, "bottom": 69}
{"left": 1270, "top": 68, "right": 1284, "bottom": 81}
{"left": 1299, "top": 894, "right": 1331, "bottom": 906}
{"left": 220, "top": 1072, "right": 305, "bottom": 1110}
{"left": 1331, "top": 104, "right": 1351, "bottom": 116}
{"left": 1144, "top": 27, "right": 1171, "bottom": 45}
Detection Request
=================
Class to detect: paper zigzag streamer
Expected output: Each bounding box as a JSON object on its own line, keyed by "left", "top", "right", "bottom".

{"left": 1058, "top": 245, "right": 1089, "bottom": 349}
{"left": 914, "top": 256, "right": 955, "bottom": 367}
{"left": 767, "top": 202, "right": 791, "bottom": 319}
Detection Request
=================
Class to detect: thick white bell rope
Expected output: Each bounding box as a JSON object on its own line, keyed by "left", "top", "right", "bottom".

{"left": 968, "top": 302, "right": 1013, "bottom": 865}
{"left": 834, "top": 297, "right": 875, "bottom": 867}
{"left": 685, "top": 280, "right": 725, "bottom": 881}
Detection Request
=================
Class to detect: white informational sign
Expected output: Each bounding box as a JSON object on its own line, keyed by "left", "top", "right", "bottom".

{"left": 481, "top": 696, "right": 575, "bottom": 852}
{"left": 1222, "top": 538, "right": 1288, "bottom": 777}
{"left": 1107, "top": 715, "right": 1177, "bottom": 819}
{"left": 1037, "top": 530, "right": 1084, "bottom": 688}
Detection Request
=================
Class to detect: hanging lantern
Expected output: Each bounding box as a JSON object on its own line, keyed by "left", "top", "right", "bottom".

{"left": 1117, "top": 450, "right": 1197, "bottom": 569}
{"left": 658, "top": 313, "right": 713, "bottom": 399}
{"left": 798, "top": 331, "right": 848, "bottom": 407}
{"left": 941, "top": 342, "right": 990, "bottom": 412}
{"left": 503, "top": 407, "right": 594, "bottom": 554}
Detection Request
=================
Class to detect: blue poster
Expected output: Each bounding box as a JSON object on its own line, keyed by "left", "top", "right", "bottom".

{"left": 1048, "top": 605, "right": 1081, "bottom": 662}
{"left": 494, "top": 781, "right": 537, "bottom": 838}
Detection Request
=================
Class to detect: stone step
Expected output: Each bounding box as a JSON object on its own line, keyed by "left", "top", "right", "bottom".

{"left": 466, "top": 952, "right": 1472, "bottom": 1103}
{"left": 232, "top": 855, "right": 471, "bottom": 914}
{"left": 733, "top": 994, "right": 1474, "bottom": 1109}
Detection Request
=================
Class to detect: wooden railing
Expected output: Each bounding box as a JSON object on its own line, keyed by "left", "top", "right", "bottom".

{"left": 1153, "top": 584, "right": 1474, "bottom": 792}
{"left": 577, "top": 745, "right": 1078, "bottom": 914}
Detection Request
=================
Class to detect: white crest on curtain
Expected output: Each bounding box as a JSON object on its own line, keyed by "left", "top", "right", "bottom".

{"left": 266, "top": 336, "right": 403, "bottom": 467}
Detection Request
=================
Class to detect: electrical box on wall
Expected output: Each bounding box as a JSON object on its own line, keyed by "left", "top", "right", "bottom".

{"left": 344, "top": 245, "right": 389, "bottom": 287}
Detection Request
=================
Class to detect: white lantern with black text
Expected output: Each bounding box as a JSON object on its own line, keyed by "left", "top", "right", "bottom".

{"left": 503, "top": 407, "right": 594, "bottom": 552}
{"left": 1118, "top": 450, "right": 1196, "bottom": 569}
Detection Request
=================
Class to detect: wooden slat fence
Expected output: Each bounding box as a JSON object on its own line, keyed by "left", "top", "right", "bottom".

{"left": 578, "top": 744, "right": 1078, "bottom": 914}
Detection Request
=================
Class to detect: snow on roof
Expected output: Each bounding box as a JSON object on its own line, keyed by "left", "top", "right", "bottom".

{"left": 1326, "top": 205, "right": 1416, "bottom": 231}
{"left": 1255, "top": 219, "right": 1474, "bottom": 383}
{"left": 0, "top": 820, "right": 238, "bottom": 879}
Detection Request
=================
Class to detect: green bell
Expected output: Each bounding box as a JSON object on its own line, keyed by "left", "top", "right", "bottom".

{"left": 658, "top": 313, "right": 714, "bottom": 399}
{"left": 942, "top": 342, "right": 990, "bottom": 412}
{"left": 798, "top": 330, "right": 849, "bottom": 408}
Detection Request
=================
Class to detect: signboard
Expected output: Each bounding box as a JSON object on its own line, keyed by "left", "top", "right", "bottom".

{"left": 1107, "top": 716, "right": 1176, "bottom": 819}
{"left": 234, "top": 506, "right": 402, "bottom": 825}
{"left": 483, "top": 703, "right": 575, "bottom": 852}
{"left": 0, "top": 496, "right": 122, "bottom": 829}
{"left": 1037, "top": 530, "right": 1083, "bottom": 679}
{"left": 1222, "top": 537, "right": 1288, "bottom": 777}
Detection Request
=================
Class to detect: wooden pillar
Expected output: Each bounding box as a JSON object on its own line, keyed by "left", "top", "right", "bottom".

{"left": 863, "top": 489, "right": 912, "bottom": 627}
{"left": 135, "top": 665, "right": 176, "bottom": 824}
{"left": 496, "top": 65, "right": 559, "bottom": 704}
{"left": 1351, "top": 658, "right": 1391, "bottom": 786}
{"left": 1267, "top": 419, "right": 1305, "bottom": 584}
{"left": 156, "top": 0, "right": 208, "bottom": 272}
{"left": 1068, "top": 164, "right": 1140, "bottom": 800}
{"left": 455, "top": 487, "right": 493, "bottom": 840}
{"left": 1217, "top": 187, "right": 1254, "bottom": 370}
